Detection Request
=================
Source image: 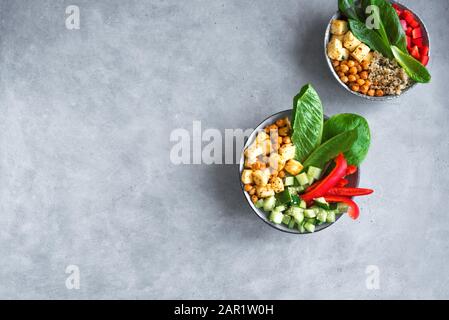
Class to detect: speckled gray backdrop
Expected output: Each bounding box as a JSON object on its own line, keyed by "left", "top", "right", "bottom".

{"left": 0, "top": 0, "right": 447, "bottom": 299}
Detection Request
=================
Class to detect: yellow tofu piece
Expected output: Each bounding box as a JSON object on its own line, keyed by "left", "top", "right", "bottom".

{"left": 255, "top": 131, "right": 269, "bottom": 144}
{"left": 256, "top": 185, "right": 275, "bottom": 198}
{"left": 270, "top": 177, "right": 284, "bottom": 193}
{"left": 268, "top": 153, "right": 285, "bottom": 172}
{"left": 343, "top": 31, "right": 362, "bottom": 52}
{"left": 252, "top": 170, "right": 269, "bottom": 186}
{"left": 363, "top": 51, "right": 374, "bottom": 63}
{"left": 351, "top": 43, "right": 371, "bottom": 62}
{"left": 279, "top": 144, "right": 296, "bottom": 161}
{"left": 331, "top": 34, "right": 345, "bottom": 43}
{"left": 244, "top": 143, "right": 263, "bottom": 159}
{"left": 327, "top": 38, "right": 343, "bottom": 60}
{"left": 331, "top": 19, "right": 348, "bottom": 35}
{"left": 241, "top": 169, "right": 253, "bottom": 184}
{"left": 284, "top": 159, "right": 304, "bottom": 176}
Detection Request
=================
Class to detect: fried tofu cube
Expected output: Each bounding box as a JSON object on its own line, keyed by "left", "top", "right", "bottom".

{"left": 331, "top": 19, "right": 348, "bottom": 35}
{"left": 256, "top": 185, "right": 275, "bottom": 198}
{"left": 331, "top": 34, "right": 345, "bottom": 43}
{"left": 270, "top": 177, "right": 284, "bottom": 193}
{"left": 284, "top": 159, "right": 304, "bottom": 176}
{"left": 343, "top": 31, "right": 362, "bottom": 52}
{"left": 351, "top": 43, "right": 371, "bottom": 62}
{"left": 241, "top": 169, "right": 253, "bottom": 184}
{"left": 279, "top": 144, "right": 296, "bottom": 161}
{"left": 256, "top": 131, "right": 269, "bottom": 144}
{"left": 252, "top": 170, "right": 269, "bottom": 186}
{"left": 244, "top": 143, "right": 263, "bottom": 159}
{"left": 363, "top": 51, "right": 374, "bottom": 63}
{"left": 268, "top": 153, "right": 285, "bottom": 172}
{"left": 327, "top": 39, "right": 349, "bottom": 61}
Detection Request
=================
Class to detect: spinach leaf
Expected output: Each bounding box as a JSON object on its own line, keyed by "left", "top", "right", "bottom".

{"left": 391, "top": 46, "right": 431, "bottom": 83}
{"left": 291, "top": 84, "right": 324, "bottom": 163}
{"left": 365, "top": 0, "right": 407, "bottom": 52}
{"left": 348, "top": 19, "right": 393, "bottom": 59}
{"left": 338, "top": 0, "right": 359, "bottom": 20}
{"left": 303, "top": 130, "right": 358, "bottom": 169}
{"left": 322, "top": 114, "right": 371, "bottom": 166}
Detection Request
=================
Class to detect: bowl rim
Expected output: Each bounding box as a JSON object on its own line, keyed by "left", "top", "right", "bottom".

{"left": 238, "top": 109, "right": 360, "bottom": 234}
{"left": 324, "top": 0, "right": 430, "bottom": 101}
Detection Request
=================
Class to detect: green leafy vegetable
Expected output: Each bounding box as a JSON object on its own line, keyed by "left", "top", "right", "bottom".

{"left": 391, "top": 46, "right": 431, "bottom": 83}
{"left": 338, "top": 0, "right": 360, "bottom": 21}
{"left": 322, "top": 114, "right": 371, "bottom": 166}
{"left": 365, "top": 0, "right": 407, "bottom": 52}
{"left": 291, "top": 84, "right": 324, "bottom": 162}
{"left": 303, "top": 130, "right": 358, "bottom": 169}
{"left": 348, "top": 19, "right": 393, "bottom": 59}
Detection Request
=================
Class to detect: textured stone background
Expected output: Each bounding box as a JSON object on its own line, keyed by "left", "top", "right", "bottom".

{"left": 0, "top": 0, "right": 448, "bottom": 299}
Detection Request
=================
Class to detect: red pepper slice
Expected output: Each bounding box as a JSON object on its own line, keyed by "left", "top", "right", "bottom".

{"left": 346, "top": 165, "right": 357, "bottom": 176}
{"left": 324, "top": 196, "right": 360, "bottom": 220}
{"left": 336, "top": 178, "right": 349, "bottom": 187}
{"left": 300, "top": 153, "right": 347, "bottom": 203}
{"left": 326, "top": 187, "right": 373, "bottom": 197}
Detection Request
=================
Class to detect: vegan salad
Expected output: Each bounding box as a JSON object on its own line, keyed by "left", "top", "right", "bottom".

{"left": 327, "top": 0, "right": 430, "bottom": 97}
{"left": 241, "top": 84, "right": 373, "bottom": 233}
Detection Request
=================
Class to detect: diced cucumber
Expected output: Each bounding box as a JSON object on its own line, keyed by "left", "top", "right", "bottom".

{"left": 295, "top": 172, "right": 309, "bottom": 186}
{"left": 304, "top": 209, "right": 316, "bottom": 218}
{"left": 263, "top": 196, "right": 276, "bottom": 212}
{"left": 305, "top": 217, "right": 317, "bottom": 224}
{"left": 290, "top": 207, "right": 304, "bottom": 224}
{"left": 255, "top": 199, "right": 264, "bottom": 209}
{"left": 275, "top": 189, "right": 292, "bottom": 205}
{"left": 317, "top": 210, "right": 328, "bottom": 223}
{"left": 307, "top": 173, "right": 315, "bottom": 185}
{"left": 314, "top": 197, "right": 330, "bottom": 210}
{"left": 284, "top": 176, "right": 295, "bottom": 187}
{"left": 337, "top": 202, "right": 349, "bottom": 214}
{"left": 288, "top": 218, "right": 296, "bottom": 229}
{"left": 274, "top": 205, "right": 286, "bottom": 212}
{"left": 298, "top": 222, "right": 306, "bottom": 233}
{"left": 304, "top": 222, "right": 316, "bottom": 233}
{"left": 326, "top": 211, "right": 336, "bottom": 223}
{"left": 299, "top": 200, "right": 307, "bottom": 209}
{"left": 282, "top": 214, "right": 291, "bottom": 225}
{"left": 269, "top": 210, "right": 284, "bottom": 224}
{"left": 307, "top": 166, "right": 322, "bottom": 180}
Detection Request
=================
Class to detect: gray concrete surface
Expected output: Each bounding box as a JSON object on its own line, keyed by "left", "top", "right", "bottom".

{"left": 0, "top": 0, "right": 448, "bottom": 299}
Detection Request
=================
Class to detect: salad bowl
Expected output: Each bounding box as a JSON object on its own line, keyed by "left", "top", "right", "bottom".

{"left": 324, "top": 0, "right": 430, "bottom": 101}
{"left": 239, "top": 109, "right": 360, "bottom": 234}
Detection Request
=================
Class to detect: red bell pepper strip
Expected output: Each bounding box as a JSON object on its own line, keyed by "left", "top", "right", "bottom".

{"left": 300, "top": 153, "right": 347, "bottom": 203}
{"left": 346, "top": 165, "right": 357, "bottom": 176}
{"left": 326, "top": 187, "right": 373, "bottom": 197}
{"left": 336, "top": 178, "right": 349, "bottom": 187}
{"left": 324, "top": 196, "right": 360, "bottom": 220}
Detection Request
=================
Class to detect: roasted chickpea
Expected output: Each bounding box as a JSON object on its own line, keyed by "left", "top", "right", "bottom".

{"left": 350, "top": 84, "right": 360, "bottom": 92}
{"left": 278, "top": 170, "right": 286, "bottom": 178}
{"left": 340, "top": 64, "right": 349, "bottom": 73}
{"left": 357, "top": 79, "right": 365, "bottom": 86}
{"left": 249, "top": 187, "right": 256, "bottom": 196}
{"left": 277, "top": 136, "right": 283, "bottom": 144}
{"left": 367, "top": 89, "right": 375, "bottom": 96}
{"left": 259, "top": 162, "right": 266, "bottom": 170}
{"left": 348, "top": 74, "right": 357, "bottom": 82}
{"left": 375, "top": 89, "right": 384, "bottom": 97}
{"left": 275, "top": 119, "right": 285, "bottom": 127}
{"left": 264, "top": 124, "right": 278, "bottom": 133}
{"left": 360, "top": 84, "right": 369, "bottom": 94}
{"left": 252, "top": 162, "right": 262, "bottom": 170}
{"left": 347, "top": 60, "right": 355, "bottom": 67}
{"left": 356, "top": 65, "right": 362, "bottom": 72}
{"left": 278, "top": 127, "right": 289, "bottom": 137}
{"left": 340, "top": 60, "right": 347, "bottom": 66}
{"left": 359, "top": 71, "right": 368, "bottom": 80}
{"left": 244, "top": 184, "right": 252, "bottom": 192}
{"left": 362, "top": 61, "right": 370, "bottom": 70}
{"left": 332, "top": 60, "right": 340, "bottom": 67}
{"left": 340, "top": 75, "right": 349, "bottom": 83}
{"left": 282, "top": 136, "right": 291, "bottom": 144}
{"left": 349, "top": 66, "right": 357, "bottom": 75}
{"left": 364, "top": 80, "right": 371, "bottom": 87}
{"left": 337, "top": 71, "right": 345, "bottom": 78}
{"left": 251, "top": 195, "right": 258, "bottom": 203}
